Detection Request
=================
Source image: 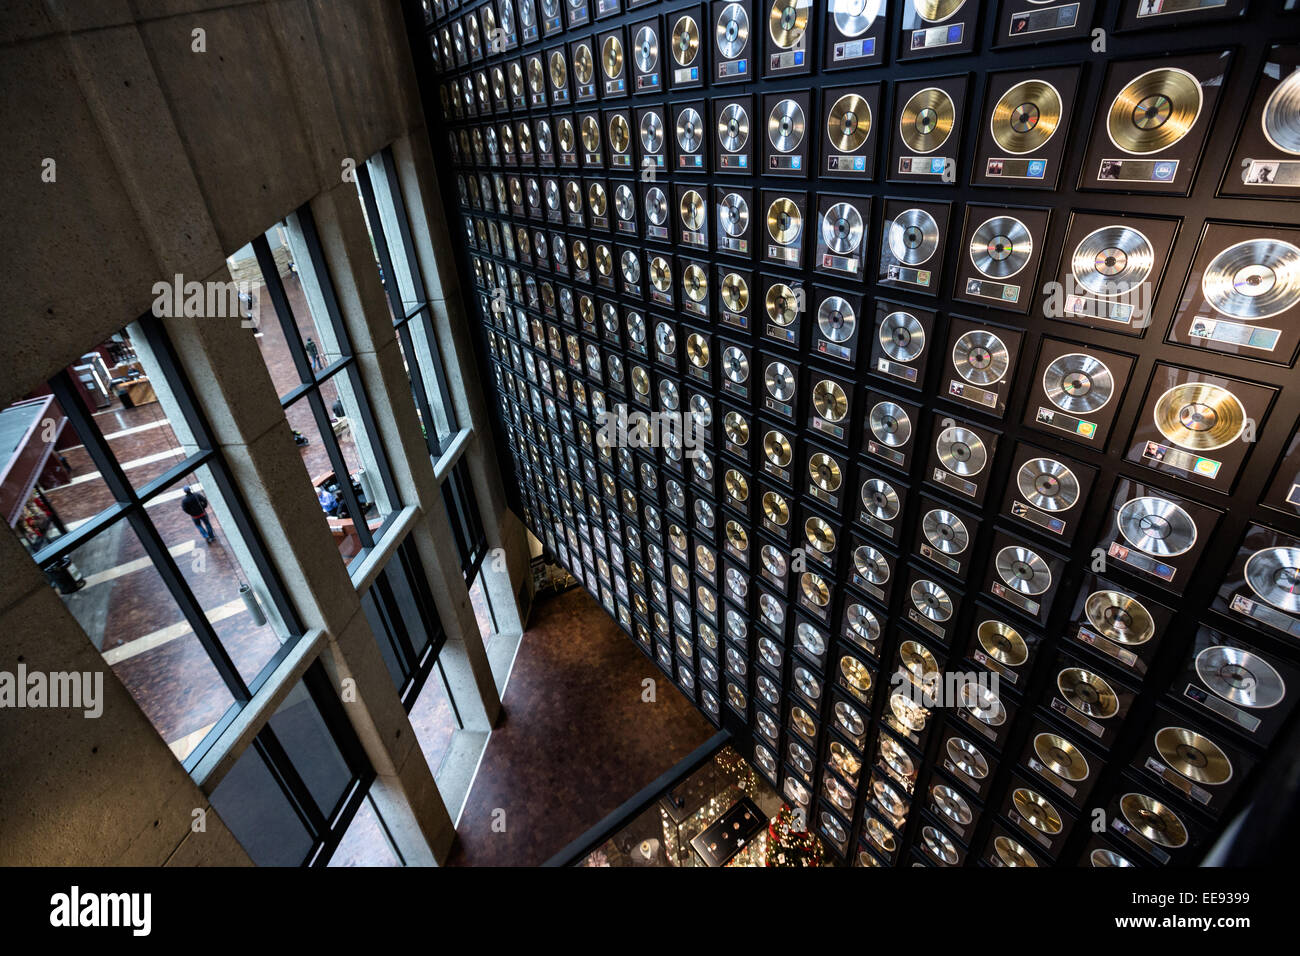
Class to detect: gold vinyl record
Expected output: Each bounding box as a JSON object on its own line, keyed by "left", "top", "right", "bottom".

{"left": 1107, "top": 67, "right": 1202, "bottom": 155}
{"left": 900, "top": 87, "right": 956, "bottom": 154}
{"left": 1263, "top": 69, "right": 1300, "bottom": 155}
{"left": 587, "top": 181, "right": 607, "bottom": 215}
{"left": 994, "top": 835, "right": 1037, "bottom": 867}
{"left": 725, "top": 520, "right": 748, "bottom": 552}
{"left": 867, "top": 818, "right": 895, "bottom": 853}
{"left": 1033, "top": 732, "right": 1090, "bottom": 782}
{"left": 1245, "top": 546, "right": 1300, "bottom": 614}
{"left": 990, "top": 79, "right": 1062, "bottom": 155}
{"left": 1091, "top": 849, "right": 1136, "bottom": 867}
{"left": 890, "top": 691, "right": 928, "bottom": 731}
{"left": 491, "top": 68, "right": 506, "bottom": 102}
{"left": 723, "top": 409, "right": 749, "bottom": 444}
{"left": 765, "top": 282, "right": 798, "bottom": 326}
{"left": 608, "top": 115, "right": 630, "bottom": 154}
{"left": 803, "top": 572, "right": 832, "bottom": 607}
{"left": 594, "top": 244, "right": 612, "bottom": 277}
{"left": 574, "top": 43, "right": 594, "bottom": 84}
{"left": 791, "top": 703, "right": 817, "bottom": 736}
{"left": 684, "top": 268, "right": 708, "bottom": 304}
{"left": 724, "top": 469, "right": 749, "bottom": 502}
{"left": 670, "top": 14, "right": 700, "bottom": 66}
{"left": 1084, "top": 590, "right": 1155, "bottom": 645}
{"left": 1201, "top": 239, "right": 1300, "bottom": 320}
{"left": 649, "top": 255, "right": 671, "bottom": 291}
{"left": 722, "top": 272, "right": 750, "bottom": 312}
{"left": 763, "top": 429, "right": 792, "bottom": 466}
{"left": 762, "top": 490, "right": 790, "bottom": 525}
{"left": 813, "top": 379, "right": 849, "bottom": 422}
{"left": 601, "top": 35, "right": 624, "bottom": 79}
{"left": 1120, "top": 793, "right": 1188, "bottom": 848}
{"left": 913, "top": 0, "right": 966, "bottom": 22}
{"left": 1058, "top": 667, "right": 1119, "bottom": 719}
{"left": 900, "top": 639, "right": 940, "bottom": 686}
{"left": 828, "top": 93, "right": 872, "bottom": 152}
{"left": 528, "top": 56, "right": 545, "bottom": 92}
{"left": 809, "top": 452, "right": 843, "bottom": 491}
{"left": 1155, "top": 727, "right": 1232, "bottom": 785}
{"left": 679, "top": 189, "right": 706, "bottom": 230}
{"left": 580, "top": 115, "right": 600, "bottom": 151}
{"left": 1013, "top": 788, "right": 1063, "bottom": 835}
{"left": 1152, "top": 382, "right": 1246, "bottom": 452}
{"left": 977, "top": 620, "right": 1028, "bottom": 667}
{"left": 767, "top": 197, "right": 802, "bottom": 244}
{"left": 549, "top": 50, "right": 568, "bottom": 89}
{"left": 571, "top": 239, "right": 589, "bottom": 271}
{"left": 768, "top": 0, "right": 808, "bottom": 48}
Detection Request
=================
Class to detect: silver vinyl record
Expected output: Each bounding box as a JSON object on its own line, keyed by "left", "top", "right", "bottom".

{"left": 719, "top": 192, "right": 750, "bottom": 236}
{"left": 640, "top": 110, "right": 664, "bottom": 153}
{"left": 1263, "top": 69, "right": 1300, "bottom": 155}
{"left": 722, "top": 346, "right": 749, "bottom": 383}
{"left": 655, "top": 323, "right": 675, "bottom": 355}
{"left": 1194, "top": 645, "right": 1285, "bottom": 709}
{"left": 765, "top": 360, "right": 796, "bottom": 400}
{"left": 1245, "top": 546, "right": 1300, "bottom": 614}
{"left": 951, "top": 330, "right": 1008, "bottom": 387}
{"left": 854, "top": 545, "right": 889, "bottom": 584}
{"left": 847, "top": 603, "right": 880, "bottom": 641}
{"left": 1042, "top": 353, "right": 1114, "bottom": 414}
{"left": 822, "top": 202, "right": 864, "bottom": 255}
{"left": 947, "top": 737, "right": 989, "bottom": 779}
{"left": 922, "top": 508, "right": 969, "bottom": 554}
{"left": 645, "top": 186, "right": 668, "bottom": 224}
{"left": 936, "top": 425, "right": 988, "bottom": 476}
{"left": 614, "top": 184, "right": 635, "bottom": 221}
{"left": 545, "top": 178, "right": 561, "bottom": 210}
{"left": 1201, "top": 239, "right": 1300, "bottom": 321}
{"left": 634, "top": 25, "right": 659, "bottom": 73}
{"left": 676, "top": 106, "right": 704, "bottom": 152}
{"left": 1016, "top": 458, "right": 1080, "bottom": 512}
{"left": 1071, "top": 226, "right": 1155, "bottom": 298}
{"left": 817, "top": 296, "right": 857, "bottom": 342}
{"left": 887, "top": 208, "right": 939, "bottom": 265}
{"left": 831, "top": 0, "right": 882, "bottom": 37}
{"left": 768, "top": 98, "right": 806, "bottom": 152}
{"left": 1116, "top": 496, "right": 1197, "bottom": 557}
{"left": 716, "top": 2, "right": 750, "bottom": 58}
{"left": 870, "top": 402, "right": 912, "bottom": 447}
{"left": 996, "top": 546, "right": 1052, "bottom": 595}
{"left": 969, "top": 216, "right": 1033, "bottom": 279}
{"left": 718, "top": 103, "right": 750, "bottom": 152}
{"left": 536, "top": 119, "right": 553, "bottom": 153}
{"left": 911, "top": 579, "right": 954, "bottom": 621}
{"left": 961, "top": 681, "right": 1006, "bottom": 726}
{"left": 626, "top": 310, "right": 646, "bottom": 342}
{"left": 862, "top": 478, "right": 900, "bottom": 520}
{"left": 879, "top": 310, "right": 925, "bottom": 362}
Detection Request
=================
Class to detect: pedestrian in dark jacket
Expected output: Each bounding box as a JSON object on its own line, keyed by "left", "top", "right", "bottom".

{"left": 181, "top": 486, "right": 215, "bottom": 544}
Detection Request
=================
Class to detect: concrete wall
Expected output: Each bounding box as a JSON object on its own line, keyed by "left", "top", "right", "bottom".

{"left": 0, "top": 1, "right": 527, "bottom": 864}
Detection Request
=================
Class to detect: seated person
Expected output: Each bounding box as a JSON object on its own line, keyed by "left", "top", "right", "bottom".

{"left": 317, "top": 485, "right": 339, "bottom": 516}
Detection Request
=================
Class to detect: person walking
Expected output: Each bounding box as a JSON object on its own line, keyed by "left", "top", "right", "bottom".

{"left": 181, "top": 485, "right": 215, "bottom": 544}
{"left": 305, "top": 336, "right": 322, "bottom": 371}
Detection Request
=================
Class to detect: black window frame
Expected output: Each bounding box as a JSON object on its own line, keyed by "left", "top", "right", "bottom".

{"left": 441, "top": 458, "right": 489, "bottom": 582}
{"left": 249, "top": 204, "right": 402, "bottom": 566}
{"left": 360, "top": 535, "right": 449, "bottom": 710}
{"left": 21, "top": 316, "right": 306, "bottom": 773}
{"left": 355, "top": 147, "right": 461, "bottom": 459}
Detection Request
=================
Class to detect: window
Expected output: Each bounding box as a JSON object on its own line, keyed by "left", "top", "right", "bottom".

{"left": 441, "top": 458, "right": 488, "bottom": 582}
{"left": 2, "top": 320, "right": 302, "bottom": 768}
{"left": 354, "top": 148, "right": 460, "bottom": 457}
{"left": 230, "top": 206, "right": 401, "bottom": 570}
{"left": 208, "top": 662, "right": 374, "bottom": 866}
{"left": 359, "top": 536, "right": 445, "bottom": 707}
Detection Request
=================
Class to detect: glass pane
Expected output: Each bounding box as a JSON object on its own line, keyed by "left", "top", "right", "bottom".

{"left": 352, "top": 185, "right": 399, "bottom": 324}
{"left": 388, "top": 547, "right": 433, "bottom": 662}
{"left": 317, "top": 371, "right": 395, "bottom": 522}
{"left": 1, "top": 394, "right": 117, "bottom": 549}
{"left": 468, "top": 569, "right": 495, "bottom": 647}
{"left": 229, "top": 241, "right": 303, "bottom": 400}
{"left": 408, "top": 670, "right": 457, "bottom": 777}
{"left": 407, "top": 311, "right": 457, "bottom": 447}
{"left": 148, "top": 463, "right": 289, "bottom": 688}
{"left": 284, "top": 398, "right": 370, "bottom": 566}
{"left": 361, "top": 586, "right": 408, "bottom": 692}
{"left": 327, "top": 793, "right": 403, "bottom": 867}
{"left": 274, "top": 218, "right": 347, "bottom": 376}
{"left": 266, "top": 680, "right": 353, "bottom": 821}
{"left": 51, "top": 522, "right": 238, "bottom": 761}
{"left": 210, "top": 743, "right": 314, "bottom": 866}
{"left": 362, "top": 153, "right": 424, "bottom": 315}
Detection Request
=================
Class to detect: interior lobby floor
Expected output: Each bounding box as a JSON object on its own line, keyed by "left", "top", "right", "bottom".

{"left": 446, "top": 585, "right": 717, "bottom": 866}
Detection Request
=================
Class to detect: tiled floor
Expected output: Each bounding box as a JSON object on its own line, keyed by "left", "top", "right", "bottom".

{"left": 446, "top": 585, "right": 716, "bottom": 867}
